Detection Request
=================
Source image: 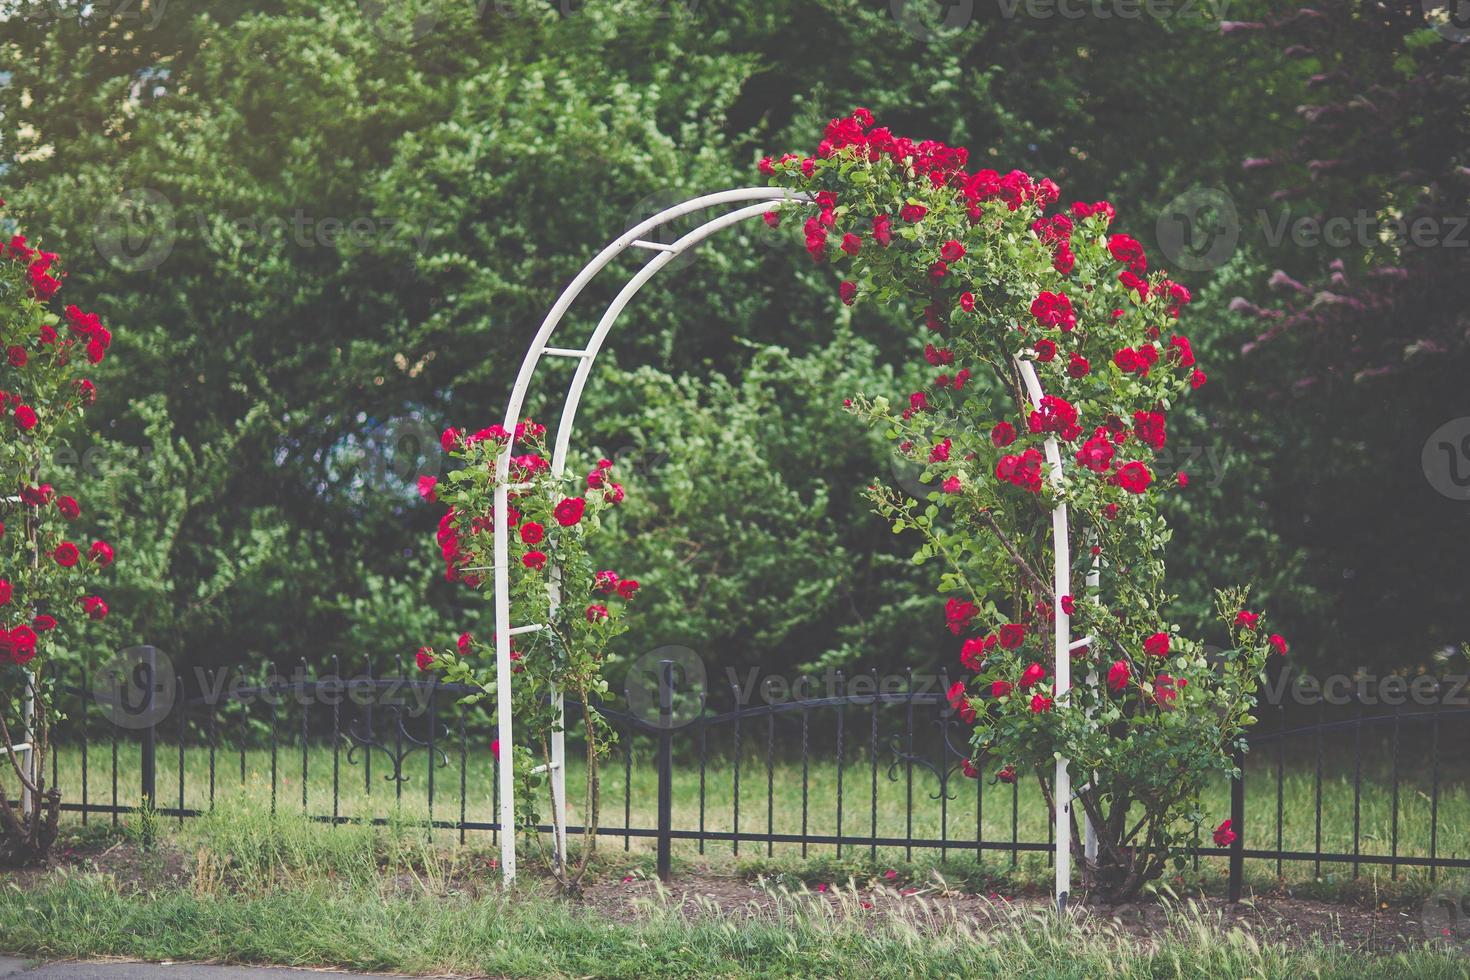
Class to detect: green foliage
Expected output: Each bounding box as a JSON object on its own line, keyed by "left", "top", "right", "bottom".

{"left": 0, "top": 0, "right": 1374, "bottom": 686}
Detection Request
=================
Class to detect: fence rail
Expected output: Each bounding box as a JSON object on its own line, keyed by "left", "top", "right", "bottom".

{"left": 25, "top": 654, "right": 1470, "bottom": 900}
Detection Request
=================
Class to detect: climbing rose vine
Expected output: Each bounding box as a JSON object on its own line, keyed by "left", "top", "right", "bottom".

{"left": 0, "top": 205, "right": 116, "bottom": 864}
{"left": 761, "top": 110, "right": 1283, "bottom": 900}
{"left": 416, "top": 422, "right": 634, "bottom": 893}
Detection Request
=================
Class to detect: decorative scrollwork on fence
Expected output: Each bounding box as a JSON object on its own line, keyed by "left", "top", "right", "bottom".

{"left": 344, "top": 699, "right": 451, "bottom": 786}
{"left": 886, "top": 712, "right": 977, "bottom": 801}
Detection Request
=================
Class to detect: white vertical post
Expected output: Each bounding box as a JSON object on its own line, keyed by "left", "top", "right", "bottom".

{"left": 1083, "top": 552, "right": 1101, "bottom": 869}
{"left": 1015, "top": 357, "right": 1073, "bottom": 914}
{"left": 19, "top": 670, "right": 35, "bottom": 818}
{"left": 492, "top": 482, "right": 517, "bottom": 883}
{"left": 545, "top": 565, "right": 568, "bottom": 868}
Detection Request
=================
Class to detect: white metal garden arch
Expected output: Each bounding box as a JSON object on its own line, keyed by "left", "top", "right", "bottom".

{"left": 489, "top": 187, "right": 1092, "bottom": 911}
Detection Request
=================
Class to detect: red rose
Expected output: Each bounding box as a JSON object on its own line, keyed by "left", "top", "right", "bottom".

{"left": 1052, "top": 242, "right": 1075, "bottom": 274}
{"left": 1213, "top": 819, "right": 1236, "bottom": 847}
{"left": 928, "top": 439, "right": 951, "bottom": 463}
{"left": 20, "top": 484, "right": 52, "bottom": 507}
{"left": 81, "top": 595, "right": 108, "bottom": 620}
{"left": 585, "top": 604, "right": 609, "bottom": 623}
{"left": 616, "top": 578, "right": 640, "bottom": 599}
{"left": 1268, "top": 633, "right": 1288, "bottom": 656}
{"left": 415, "top": 476, "right": 437, "bottom": 502}
{"left": 593, "top": 570, "right": 620, "bottom": 594}
{"left": 1019, "top": 662, "right": 1045, "bottom": 689}
{"left": 1075, "top": 431, "right": 1115, "bottom": 473}
{"left": 440, "top": 428, "right": 462, "bottom": 452}
{"left": 1030, "top": 693, "right": 1053, "bottom": 713}
{"left": 872, "top": 213, "right": 892, "bottom": 246}
{"left": 1191, "top": 370, "right": 1207, "bottom": 389}
{"left": 1107, "top": 233, "right": 1148, "bottom": 274}
{"left": 1144, "top": 631, "right": 1170, "bottom": 657}
{"left": 1114, "top": 461, "right": 1152, "bottom": 494}
{"left": 959, "top": 637, "right": 989, "bottom": 672}
{"left": 415, "top": 647, "right": 434, "bottom": 671}
{"left": 959, "top": 291, "right": 976, "bottom": 313}
{"left": 553, "top": 497, "right": 586, "bottom": 527}
{"left": 998, "top": 623, "right": 1026, "bottom": 649}
{"left": 32, "top": 615, "right": 57, "bottom": 633}
{"left": 1132, "top": 410, "right": 1167, "bottom": 451}
{"left": 520, "top": 522, "right": 544, "bottom": 545}
{"left": 53, "top": 542, "right": 80, "bottom": 567}
{"left": 945, "top": 597, "right": 978, "bottom": 635}
{"left": 13, "top": 404, "right": 36, "bottom": 431}
{"left": 523, "top": 551, "right": 548, "bottom": 570}
{"left": 1107, "top": 659, "right": 1130, "bottom": 692}
{"left": 961, "top": 758, "right": 980, "bottom": 779}
{"left": 940, "top": 239, "right": 965, "bottom": 262}
{"left": 1027, "top": 395, "right": 1078, "bottom": 436}
{"left": 991, "top": 421, "right": 1017, "bottom": 447}
{"left": 76, "top": 379, "right": 96, "bottom": 405}
{"left": 991, "top": 679, "right": 1013, "bottom": 698}
{"left": 997, "top": 766, "right": 1017, "bottom": 784}
{"left": 1176, "top": 471, "right": 1189, "bottom": 487}
{"left": 1234, "top": 610, "right": 1259, "bottom": 631}
{"left": 457, "top": 632, "right": 474, "bottom": 653}
{"left": 89, "top": 540, "right": 114, "bottom": 566}
{"left": 0, "top": 580, "right": 8, "bottom": 606}
{"left": 839, "top": 280, "right": 857, "bottom": 305}
{"left": 1034, "top": 338, "right": 1057, "bottom": 362}
{"left": 6, "top": 626, "right": 37, "bottom": 666}
{"left": 7, "top": 346, "right": 26, "bottom": 367}
{"left": 899, "top": 203, "right": 927, "bottom": 222}
{"left": 1030, "top": 291, "right": 1076, "bottom": 331}
{"left": 1067, "top": 353, "right": 1090, "bottom": 378}
{"left": 841, "top": 233, "right": 862, "bottom": 256}
{"left": 1060, "top": 595, "right": 1075, "bottom": 615}
{"left": 942, "top": 476, "right": 962, "bottom": 494}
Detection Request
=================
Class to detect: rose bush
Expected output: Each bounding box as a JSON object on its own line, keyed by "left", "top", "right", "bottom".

{"left": 416, "top": 422, "right": 634, "bottom": 893}
{"left": 0, "top": 206, "right": 116, "bottom": 864}
{"left": 761, "top": 110, "right": 1283, "bottom": 900}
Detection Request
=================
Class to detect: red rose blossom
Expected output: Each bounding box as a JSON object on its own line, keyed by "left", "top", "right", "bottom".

{"left": 553, "top": 497, "right": 586, "bottom": 527}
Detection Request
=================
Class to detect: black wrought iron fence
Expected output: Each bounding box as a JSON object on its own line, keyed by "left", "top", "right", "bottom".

{"left": 28, "top": 651, "right": 1470, "bottom": 902}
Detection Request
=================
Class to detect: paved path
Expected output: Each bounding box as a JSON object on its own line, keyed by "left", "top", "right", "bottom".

{"left": 0, "top": 959, "right": 431, "bottom": 979}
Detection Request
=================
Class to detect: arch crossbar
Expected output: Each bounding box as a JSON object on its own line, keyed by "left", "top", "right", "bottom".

{"left": 491, "top": 188, "right": 1085, "bottom": 912}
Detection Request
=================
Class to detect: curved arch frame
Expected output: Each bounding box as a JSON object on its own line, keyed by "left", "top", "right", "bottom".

{"left": 490, "top": 187, "right": 1082, "bottom": 910}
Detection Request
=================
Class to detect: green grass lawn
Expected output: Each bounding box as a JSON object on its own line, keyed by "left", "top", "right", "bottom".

{"left": 2, "top": 805, "right": 1470, "bottom": 979}
{"left": 43, "top": 724, "right": 1470, "bottom": 903}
